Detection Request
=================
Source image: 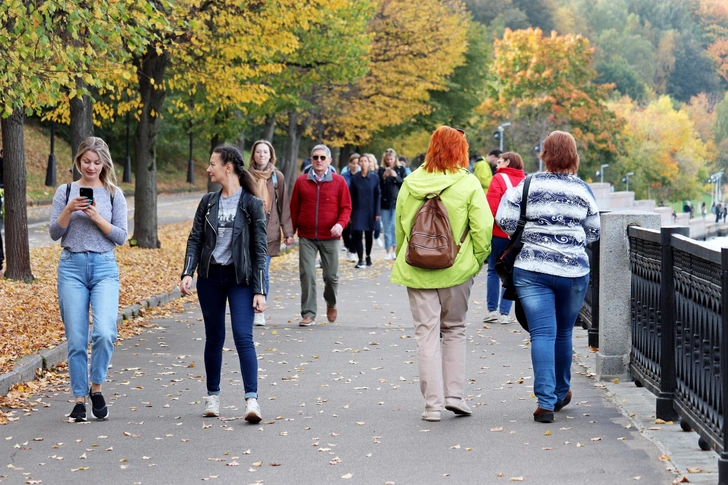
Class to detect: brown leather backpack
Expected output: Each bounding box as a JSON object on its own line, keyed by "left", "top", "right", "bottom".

{"left": 405, "top": 187, "right": 469, "bottom": 270}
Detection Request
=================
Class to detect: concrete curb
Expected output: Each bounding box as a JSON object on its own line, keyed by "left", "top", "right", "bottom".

{"left": 0, "top": 283, "right": 191, "bottom": 397}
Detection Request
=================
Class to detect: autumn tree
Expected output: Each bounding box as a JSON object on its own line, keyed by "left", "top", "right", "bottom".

{"left": 319, "top": 0, "right": 471, "bottom": 149}
{"left": 478, "top": 28, "right": 622, "bottom": 175}
{"left": 609, "top": 96, "right": 710, "bottom": 201}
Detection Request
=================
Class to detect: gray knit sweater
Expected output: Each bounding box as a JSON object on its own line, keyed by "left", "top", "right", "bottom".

{"left": 49, "top": 183, "right": 128, "bottom": 252}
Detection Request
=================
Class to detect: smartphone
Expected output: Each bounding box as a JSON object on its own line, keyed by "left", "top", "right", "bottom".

{"left": 79, "top": 187, "right": 94, "bottom": 204}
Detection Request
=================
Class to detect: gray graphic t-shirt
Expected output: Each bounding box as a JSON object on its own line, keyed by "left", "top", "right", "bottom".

{"left": 212, "top": 188, "right": 242, "bottom": 266}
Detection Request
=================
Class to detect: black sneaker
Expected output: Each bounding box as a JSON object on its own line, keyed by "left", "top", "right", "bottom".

{"left": 89, "top": 391, "right": 109, "bottom": 420}
{"left": 69, "top": 402, "right": 87, "bottom": 422}
{"left": 355, "top": 260, "right": 365, "bottom": 269}
{"left": 366, "top": 257, "right": 372, "bottom": 266}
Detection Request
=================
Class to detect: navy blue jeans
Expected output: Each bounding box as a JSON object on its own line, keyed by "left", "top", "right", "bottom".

{"left": 513, "top": 267, "right": 589, "bottom": 411}
{"left": 486, "top": 236, "right": 513, "bottom": 314}
{"left": 196, "top": 264, "right": 258, "bottom": 399}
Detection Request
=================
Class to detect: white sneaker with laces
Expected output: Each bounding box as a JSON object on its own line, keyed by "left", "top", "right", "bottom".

{"left": 254, "top": 312, "right": 266, "bottom": 326}
{"left": 384, "top": 251, "right": 392, "bottom": 261}
{"left": 483, "top": 310, "right": 499, "bottom": 323}
{"left": 445, "top": 398, "right": 473, "bottom": 415}
{"left": 376, "top": 236, "right": 384, "bottom": 249}
{"left": 499, "top": 314, "right": 512, "bottom": 325}
{"left": 202, "top": 395, "right": 220, "bottom": 417}
{"left": 245, "top": 398, "right": 262, "bottom": 424}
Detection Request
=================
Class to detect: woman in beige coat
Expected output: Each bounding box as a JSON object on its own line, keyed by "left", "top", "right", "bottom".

{"left": 247, "top": 140, "right": 294, "bottom": 326}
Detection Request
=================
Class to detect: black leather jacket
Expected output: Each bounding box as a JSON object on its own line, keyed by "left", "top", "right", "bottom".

{"left": 182, "top": 190, "right": 267, "bottom": 294}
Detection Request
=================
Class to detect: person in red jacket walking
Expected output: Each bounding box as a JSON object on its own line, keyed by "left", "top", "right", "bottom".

{"left": 483, "top": 152, "right": 526, "bottom": 325}
{"left": 290, "top": 145, "right": 353, "bottom": 326}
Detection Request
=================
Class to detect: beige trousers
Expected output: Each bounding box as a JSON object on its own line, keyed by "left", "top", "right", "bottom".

{"left": 407, "top": 277, "right": 474, "bottom": 412}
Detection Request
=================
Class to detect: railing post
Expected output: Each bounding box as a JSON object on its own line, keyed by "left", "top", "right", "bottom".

{"left": 656, "top": 226, "right": 688, "bottom": 420}
{"left": 720, "top": 247, "right": 728, "bottom": 485}
{"left": 588, "top": 239, "right": 600, "bottom": 348}
{"left": 596, "top": 211, "right": 661, "bottom": 379}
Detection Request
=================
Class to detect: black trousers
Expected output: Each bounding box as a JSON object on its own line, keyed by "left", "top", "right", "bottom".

{"left": 352, "top": 230, "right": 373, "bottom": 261}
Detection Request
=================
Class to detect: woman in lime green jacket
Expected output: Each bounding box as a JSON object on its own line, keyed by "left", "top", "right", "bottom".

{"left": 391, "top": 126, "right": 493, "bottom": 422}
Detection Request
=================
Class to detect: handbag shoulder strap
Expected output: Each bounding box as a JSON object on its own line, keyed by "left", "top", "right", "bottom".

{"left": 500, "top": 172, "right": 513, "bottom": 190}
{"left": 518, "top": 175, "right": 533, "bottom": 225}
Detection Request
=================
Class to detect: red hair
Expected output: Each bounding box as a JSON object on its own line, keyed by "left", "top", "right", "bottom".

{"left": 422, "top": 126, "right": 469, "bottom": 173}
{"left": 540, "top": 131, "right": 579, "bottom": 174}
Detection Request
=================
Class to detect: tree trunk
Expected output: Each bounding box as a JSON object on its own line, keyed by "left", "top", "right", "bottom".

{"left": 263, "top": 115, "right": 275, "bottom": 142}
{"left": 69, "top": 93, "right": 94, "bottom": 181}
{"left": 131, "top": 49, "right": 168, "bottom": 249}
{"left": 282, "top": 111, "right": 299, "bottom": 195}
{"left": 1, "top": 109, "right": 33, "bottom": 282}
{"left": 339, "top": 143, "right": 355, "bottom": 172}
{"left": 207, "top": 133, "right": 222, "bottom": 193}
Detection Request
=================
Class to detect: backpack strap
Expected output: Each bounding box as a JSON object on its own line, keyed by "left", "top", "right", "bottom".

{"left": 499, "top": 172, "right": 513, "bottom": 190}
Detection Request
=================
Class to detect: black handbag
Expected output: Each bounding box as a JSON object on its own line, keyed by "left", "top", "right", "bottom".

{"left": 494, "top": 175, "right": 533, "bottom": 331}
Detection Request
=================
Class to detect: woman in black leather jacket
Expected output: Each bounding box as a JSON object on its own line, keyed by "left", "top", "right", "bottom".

{"left": 180, "top": 145, "right": 267, "bottom": 424}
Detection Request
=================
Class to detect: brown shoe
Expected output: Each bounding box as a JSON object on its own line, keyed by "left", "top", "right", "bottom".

{"left": 326, "top": 306, "right": 337, "bottom": 323}
{"left": 533, "top": 407, "right": 555, "bottom": 423}
{"left": 554, "top": 390, "right": 572, "bottom": 412}
{"left": 299, "top": 316, "right": 315, "bottom": 327}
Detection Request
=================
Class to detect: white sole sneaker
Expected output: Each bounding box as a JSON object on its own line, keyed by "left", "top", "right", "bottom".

{"left": 421, "top": 410, "right": 441, "bottom": 422}
{"left": 445, "top": 398, "right": 472, "bottom": 416}
{"left": 254, "top": 313, "right": 266, "bottom": 326}
{"left": 202, "top": 395, "right": 220, "bottom": 417}
{"left": 245, "top": 398, "right": 262, "bottom": 424}
{"left": 483, "top": 310, "right": 499, "bottom": 323}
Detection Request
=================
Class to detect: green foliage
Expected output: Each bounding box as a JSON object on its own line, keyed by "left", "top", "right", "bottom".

{"left": 595, "top": 58, "right": 647, "bottom": 101}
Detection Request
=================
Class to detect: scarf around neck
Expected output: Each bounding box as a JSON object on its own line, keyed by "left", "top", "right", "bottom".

{"left": 250, "top": 163, "right": 274, "bottom": 214}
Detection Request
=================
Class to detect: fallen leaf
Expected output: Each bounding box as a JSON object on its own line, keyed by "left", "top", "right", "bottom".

{"left": 227, "top": 461, "right": 239, "bottom": 467}
{"left": 341, "top": 473, "right": 353, "bottom": 479}
{"left": 686, "top": 467, "right": 702, "bottom": 473}
{"left": 509, "top": 477, "right": 524, "bottom": 482}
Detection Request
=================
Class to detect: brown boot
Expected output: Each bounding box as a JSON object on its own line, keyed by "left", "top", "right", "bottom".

{"left": 326, "top": 306, "right": 337, "bottom": 323}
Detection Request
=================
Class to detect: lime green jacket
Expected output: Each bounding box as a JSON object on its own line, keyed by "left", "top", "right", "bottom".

{"left": 473, "top": 159, "right": 493, "bottom": 192}
{"left": 391, "top": 168, "right": 493, "bottom": 289}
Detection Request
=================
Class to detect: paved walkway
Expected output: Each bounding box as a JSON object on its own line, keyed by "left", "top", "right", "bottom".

{"left": 0, "top": 247, "right": 719, "bottom": 484}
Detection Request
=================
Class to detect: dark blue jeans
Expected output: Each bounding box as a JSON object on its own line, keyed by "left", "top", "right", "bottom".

{"left": 513, "top": 267, "right": 589, "bottom": 411}
{"left": 486, "top": 236, "right": 513, "bottom": 314}
{"left": 196, "top": 264, "right": 258, "bottom": 399}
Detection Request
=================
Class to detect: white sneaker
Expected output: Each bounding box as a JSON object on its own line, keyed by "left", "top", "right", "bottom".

{"left": 254, "top": 312, "right": 266, "bottom": 326}
{"left": 202, "top": 395, "right": 220, "bottom": 417}
{"left": 421, "top": 410, "right": 441, "bottom": 422}
{"left": 499, "top": 314, "right": 512, "bottom": 325}
{"left": 445, "top": 398, "right": 473, "bottom": 415}
{"left": 384, "top": 251, "right": 392, "bottom": 261}
{"left": 483, "top": 310, "right": 499, "bottom": 323}
{"left": 391, "top": 251, "right": 396, "bottom": 260}
{"left": 376, "top": 236, "right": 384, "bottom": 249}
{"left": 245, "top": 398, "right": 262, "bottom": 424}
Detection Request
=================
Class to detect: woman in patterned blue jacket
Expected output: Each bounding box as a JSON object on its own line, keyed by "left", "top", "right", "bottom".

{"left": 496, "top": 131, "right": 600, "bottom": 424}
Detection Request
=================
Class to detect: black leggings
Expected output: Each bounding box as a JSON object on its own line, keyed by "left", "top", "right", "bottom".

{"left": 342, "top": 223, "right": 353, "bottom": 251}
{"left": 352, "top": 230, "right": 373, "bottom": 261}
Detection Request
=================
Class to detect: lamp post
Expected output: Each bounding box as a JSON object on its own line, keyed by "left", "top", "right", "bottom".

{"left": 533, "top": 140, "right": 544, "bottom": 172}
{"left": 122, "top": 111, "right": 132, "bottom": 183}
{"left": 596, "top": 163, "right": 609, "bottom": 184}
{"left": 493, "top": 122, "right": 511, "bottom": 152}
{"left": 622, "top": 171, "right": 634, "bottom": 192}
{"left": 44, "top": 120, "right": 57, "bottom": 187}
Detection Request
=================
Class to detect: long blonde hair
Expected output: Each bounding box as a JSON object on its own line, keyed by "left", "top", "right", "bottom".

{"left": 363, "top": 153, "right": 379, "bottom": 171}
{"left": 73, "top": 137, "right": 119, "bottom": 196}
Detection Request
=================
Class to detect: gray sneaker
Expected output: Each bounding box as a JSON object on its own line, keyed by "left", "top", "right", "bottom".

{"left": 445, "top": 398, "right": 472, "bottom": 416}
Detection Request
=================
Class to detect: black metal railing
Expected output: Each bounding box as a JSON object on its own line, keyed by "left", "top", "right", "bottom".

{"left": 627, "top": 227, "right": 728, "bottom": 483}
{"left": 578, "top": 239, "right": 600, "bottom": 348}
{"left": 672, "top": 234, "right": 727, "bottom": 461}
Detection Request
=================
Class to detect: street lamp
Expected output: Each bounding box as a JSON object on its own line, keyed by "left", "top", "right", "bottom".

{"left": 596, "top": 164, "right": 609, "bottom": 184}
{"left": 493, "top": 122, "right": 512, "bottom": 152}
{"left": 622, "top": 172, "right": 634, "bottom": 192}
{"left": 533, "top": 140, "right": 544, "bottom": 172}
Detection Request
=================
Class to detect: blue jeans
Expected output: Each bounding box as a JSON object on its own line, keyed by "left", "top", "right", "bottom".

{"left": 58, "top": 250, "right": 120, "bottom": 397}
{"left": 513, "top": 268, "right": 589, "bottom": 411}
{"left": 196, "top": 264, "right": 258, "bottom": 399}
{"left": 486, "top": 236, "right": 513, "bottom": 314}
{"left": 381, "top": 208, "right": 396, "bottom": 250}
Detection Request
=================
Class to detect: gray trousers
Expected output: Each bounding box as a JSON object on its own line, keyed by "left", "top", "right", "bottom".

{"left": 407, "top": 277, "right": 474, "bottom": 411}
{"left": 299, "top": 237, "right": 339, "bottom": 319}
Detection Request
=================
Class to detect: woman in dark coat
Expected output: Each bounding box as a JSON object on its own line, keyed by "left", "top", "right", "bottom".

{"left": 378, "top": 148, "right": 407, "bottom": 260}
{"left": 349, "top": 153, "right": 380, "bottom": 268}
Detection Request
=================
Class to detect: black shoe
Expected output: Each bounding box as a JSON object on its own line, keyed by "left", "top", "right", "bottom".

{"left": 366, "top": 257, "right": 372, "bottom": 266}
{"left": 89, "top": 391, "right": 109, "bottom": 420}
{"left": 533, "top": 407, "right": 554, "bottom": 423}
{"left": 69, "top": 402, "right": 87, "bottom": 422}
{"left": 355, "top": 260, "right": 365, "bottom": 269}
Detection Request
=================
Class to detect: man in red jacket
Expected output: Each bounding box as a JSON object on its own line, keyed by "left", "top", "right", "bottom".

{"left": 290, "top": 145, "right": 352, "bottom": 326}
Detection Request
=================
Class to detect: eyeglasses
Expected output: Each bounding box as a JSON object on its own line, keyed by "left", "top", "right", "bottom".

{"left": 312, "top": 155, "right": 327, "bottom": 161}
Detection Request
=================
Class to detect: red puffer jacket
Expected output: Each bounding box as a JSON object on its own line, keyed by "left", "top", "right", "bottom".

{"left": 487, "top": 167, "right": 526, "bottom": 239}
{"left": 290, "top": 168, "right": 352, "bottom": 240}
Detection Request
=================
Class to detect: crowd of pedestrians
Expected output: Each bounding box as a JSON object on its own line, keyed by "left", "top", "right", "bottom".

{"left": 50, "top": 128, "right": 600, "bottom": 428}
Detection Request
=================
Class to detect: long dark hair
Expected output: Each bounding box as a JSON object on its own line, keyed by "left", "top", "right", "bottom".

{"left": 212, "top": 145, "right": 259, "bottom": 197}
